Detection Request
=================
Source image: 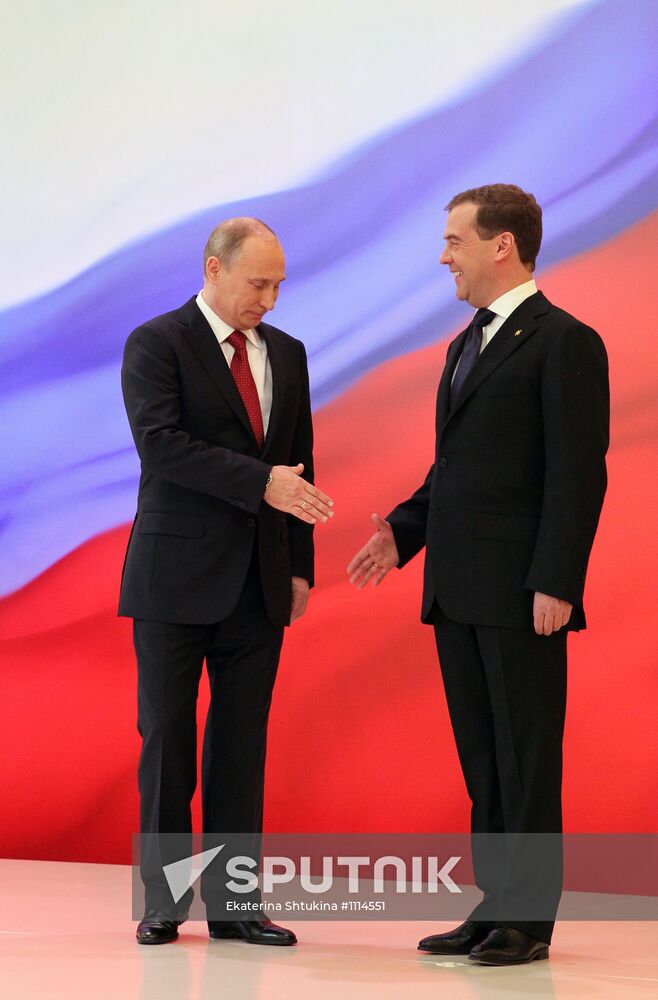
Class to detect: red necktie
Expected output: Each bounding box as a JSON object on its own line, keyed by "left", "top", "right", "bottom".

{"left": 227, "top": 330, "right": 265, "bottom": 448}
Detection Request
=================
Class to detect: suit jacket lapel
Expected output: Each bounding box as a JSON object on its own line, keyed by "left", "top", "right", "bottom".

{"left": 445, "top": 292, "right": 549, "bottom": 427}
{"left": 180, "top": 298, "right": 261, "bottom": 446}
{"left": 436, "top": 326, "right": 469, "bottom": 435}
{"left": 258, "top": 323, "right": 287, "bottom": 458}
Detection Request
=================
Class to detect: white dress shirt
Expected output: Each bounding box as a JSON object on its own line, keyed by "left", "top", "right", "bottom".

{"left": 451, "top": 279, "right": 538, "bottom": 385}
{"left": 478, "top": 278, "right": 538, "bottom": 352}
{"left": 196, "top": 291, "right": 273, "bottom": 434}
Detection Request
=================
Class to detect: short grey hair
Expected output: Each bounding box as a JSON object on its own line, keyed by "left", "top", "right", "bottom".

{"left": 203, "top": 217, "right": 278, "bottom": 271}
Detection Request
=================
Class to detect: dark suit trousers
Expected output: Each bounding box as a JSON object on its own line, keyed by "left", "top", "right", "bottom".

{"left": 432, "top": 605, "right": 567, "bottom": 944}
{"left": 134, "top": 550, "right": 284, "bottom": 915}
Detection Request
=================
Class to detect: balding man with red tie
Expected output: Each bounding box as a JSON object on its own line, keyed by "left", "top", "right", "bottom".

{"left": 119, "top": 218, "right": 334, "bottom": 946}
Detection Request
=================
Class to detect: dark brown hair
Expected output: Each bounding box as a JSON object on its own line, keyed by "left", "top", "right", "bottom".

{"left": 446, "top": 184, "right": 542, "bottom": 270}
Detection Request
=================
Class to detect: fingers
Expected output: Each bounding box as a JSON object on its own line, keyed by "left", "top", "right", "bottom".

{"left": 534, "top": 609, "right": 555, "bottom": 635}
{"left": 534, "top": 604, "right": 571, "bottom": 635}
{"left": 357, "top": 561, "right": 379, "bottom": 589}
{"left": 289, "top": 577, "right": 309, "bottom": 623}
{"left": 291, "top": 479, "right": 333, "bottom": 523}
{"left": 554, "top": 606, "right": 570, "bottom": 632}
{"left": 361, "top": 561, "right": 390, "bottom": 589}
{"left": 290, "top": 595, "right": 306, "bottom": 623}
{"left": 288, "top": 479, "right": 334, "bottom": 525}
{"left": 348, "top": 558, "right": 371, "bottom": 587}
{"left": 347, "top": 546, "right": 370, "bottom": 579}
{"left": 301, "top": 490, "right": 333, "bottom": 521}
{"left": 304, "top": 482, "right": 334, "bottom": 516}
{"left": 347, "top": 543, "right": 391, "bottom": 587}
{"left": 347, "top": 521, "right": 399, "bottom": 589}
{"left": 289, "top": 504, "right": 322, "bottom": 526}
{"left": 292, "top": 495, "right": 333, "bottom": 524}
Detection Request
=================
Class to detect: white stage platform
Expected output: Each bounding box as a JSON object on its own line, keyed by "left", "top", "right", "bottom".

{"left": 0, "top": 859, "right": 656, "bottom": 999}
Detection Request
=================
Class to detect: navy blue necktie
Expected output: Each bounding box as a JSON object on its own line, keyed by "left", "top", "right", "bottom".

{"left": 450, "top": 308, "right": 497, "bottom": 408}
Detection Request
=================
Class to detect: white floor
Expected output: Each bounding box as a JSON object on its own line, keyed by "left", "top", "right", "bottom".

{"left": 0, "top": 860, "right": 656, "bottom": 1000}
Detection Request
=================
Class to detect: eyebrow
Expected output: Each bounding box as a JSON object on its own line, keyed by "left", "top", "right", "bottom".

{"left": 443, "top": 232, "right": 460, "bottom": 241}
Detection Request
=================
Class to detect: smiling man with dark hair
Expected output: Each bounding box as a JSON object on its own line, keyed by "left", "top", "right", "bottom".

{"left": 349, "top": 184, "right": 609, "bottom": 965}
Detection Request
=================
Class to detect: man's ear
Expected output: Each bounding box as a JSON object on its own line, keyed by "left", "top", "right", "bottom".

{"left": 495, "top": 231, "right": 515, "bottom": 260}
{"left": 205, "top": 255, "right": 222, "bottom": 282}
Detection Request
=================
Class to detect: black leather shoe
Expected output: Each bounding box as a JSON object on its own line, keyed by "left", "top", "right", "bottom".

{"left": 469, "top": 926, "right": 549, "bottom": 965}
{"left": 136, "top": 915, "right": 181, "bottom": 945}
{"left": 418, "top": 920, "right": 493, "bottom": 955}
{"left": 208, "top": 918, "right": 297, "bottom": 946}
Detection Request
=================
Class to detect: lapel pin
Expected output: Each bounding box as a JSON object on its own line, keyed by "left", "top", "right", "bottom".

{"left": 514, "top": 329, "right": 522, "bottom": 337}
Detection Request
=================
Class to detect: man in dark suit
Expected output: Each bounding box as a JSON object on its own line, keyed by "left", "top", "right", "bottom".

{"left": 120, "top": 217, "right": 334, "bottom": 946}
{"left": 348, "top": 185, "right": 609, "bottom": 964}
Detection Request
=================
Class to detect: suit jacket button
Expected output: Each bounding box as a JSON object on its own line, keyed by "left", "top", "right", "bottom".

{"left": 236, "top": 499, "right": 246, "bottom": 508}
{"left": 438, "top": 457, "right": 448, "bottom": 468}
{"left": 247, "top": 518, "right": 256, "bottom": 528}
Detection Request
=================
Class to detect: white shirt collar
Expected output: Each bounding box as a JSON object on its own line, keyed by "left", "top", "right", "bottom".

{"left": 195, "top": 291, "right": 263, "bottom": 348}
{"left": 487, "top": 278, "right": 537, "bottom": 320}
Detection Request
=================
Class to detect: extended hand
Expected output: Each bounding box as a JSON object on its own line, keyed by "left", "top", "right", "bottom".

{"left": 533, "top": 592, "right": 572, "bottom": 635}
{"left": 264, "top": 463, "right": 334, "bottom": 525}
{"left": 290, "top": 577, "right": 310, "bottom": 624}
{"left": 347, "top": 513, "right": 400, "bottom": 588}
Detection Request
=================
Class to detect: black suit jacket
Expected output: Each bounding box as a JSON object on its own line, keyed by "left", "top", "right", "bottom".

{"left": 118, "top": 296, "right": 314, "bottom": 627}
{"left": 387, "top": 291, "right": 609, "bottom": 630}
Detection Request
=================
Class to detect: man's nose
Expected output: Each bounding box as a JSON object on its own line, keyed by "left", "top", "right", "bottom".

{"left": 439, "top": 247, "right": 451, "bottom": 265}
{"left": 260, "top": 289, "right": 276, "bottom": 310}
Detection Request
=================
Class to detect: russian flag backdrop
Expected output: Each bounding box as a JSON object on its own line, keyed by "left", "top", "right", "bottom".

{"left": 1, "top": 0, "right": 657, "bottom": 862}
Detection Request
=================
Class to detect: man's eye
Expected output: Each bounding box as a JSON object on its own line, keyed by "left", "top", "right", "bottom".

{"left": 251, "top": 281, "right": 265, "bottom": 289}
